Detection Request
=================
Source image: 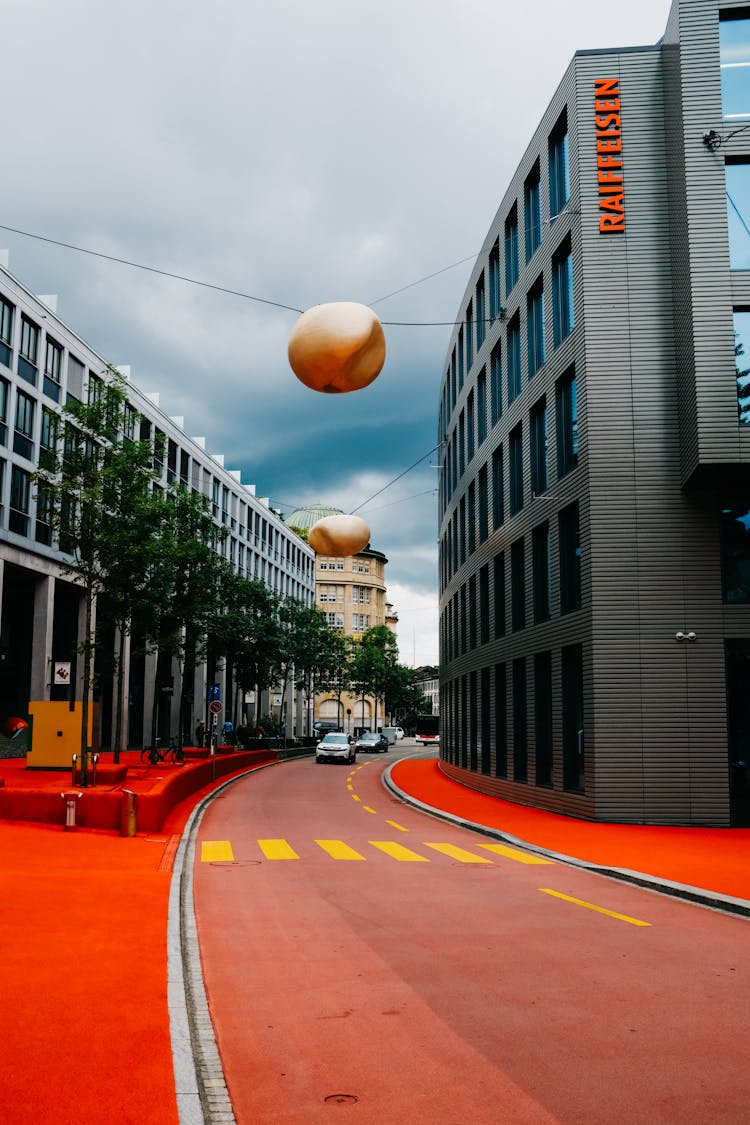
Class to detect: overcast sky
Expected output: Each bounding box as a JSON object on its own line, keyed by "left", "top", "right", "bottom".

{"left": 3, "top": 0, "right": 670, "bottom": 665}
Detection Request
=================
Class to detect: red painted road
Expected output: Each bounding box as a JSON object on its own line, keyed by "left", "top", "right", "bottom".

{"left": 194, "top": 751, "right": 750, "bottom": 1124}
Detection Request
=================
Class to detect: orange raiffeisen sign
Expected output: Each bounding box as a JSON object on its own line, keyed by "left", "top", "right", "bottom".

{"left": 595, "top": 78, "right": 625, "bottom": 234}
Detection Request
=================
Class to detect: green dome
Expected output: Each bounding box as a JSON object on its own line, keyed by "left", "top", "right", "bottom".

{"left": 285, "top": 503, "right": 343, "bottom": 531}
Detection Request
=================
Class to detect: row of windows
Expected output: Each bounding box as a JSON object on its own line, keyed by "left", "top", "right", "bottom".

{"left": 319, "top": 585, "right": 372, "bottom": 604}
{"left": 440, "top": 369, "right": 578, "bottom": 587}
{"left": 439, "top": 108, "right": 571, "bottom": 437}
{"left": 440, "top": 641, "right": 584, "bottom": 793}
{"left": 440, "top": 501, "right": 581, "bottom": 661}
{"left": 440, "top": 240, "right": 574, "bottom": 514}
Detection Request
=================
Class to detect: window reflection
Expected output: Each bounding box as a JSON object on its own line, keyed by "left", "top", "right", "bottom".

{"left": 726, "top": 163, "right": 750, "bottom": 268}
{"left": 721, "top": 16, "right": 750, "bottom": 120}
{"left": 732, "top": 311, "right": 750, "bottom": 425}
{"left": 722, "top": 505, "right": 750, "bottom": 603}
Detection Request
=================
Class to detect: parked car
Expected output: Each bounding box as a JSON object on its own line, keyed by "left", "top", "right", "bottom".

{"left": 313, "top": 720, "right": 340, "bottom": 736}
{"left": 355, "top": 731, "right": 389, "bottom": 754}
{"left": 316, "top": 731, "right": 356, "bottom": 764}
{"left": 379, "top": 726, "right": 399, "bottom": 745}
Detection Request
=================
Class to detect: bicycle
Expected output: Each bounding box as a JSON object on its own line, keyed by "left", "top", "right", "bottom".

{"left": 140, "top": 736, "right": 185, "bottom": 766}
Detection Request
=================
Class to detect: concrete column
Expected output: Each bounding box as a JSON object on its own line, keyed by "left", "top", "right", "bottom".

{"left": 143, "top": 648, "right": 158, "bottom": 743}
{"left": 112, "top": 626, "right": 131, "bottom": 750}
{"left": 30, "top": 574, "right": 55, "bottom": 700}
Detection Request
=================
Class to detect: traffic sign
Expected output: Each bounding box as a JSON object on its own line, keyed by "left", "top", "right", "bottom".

{"left": 209, "top": 700, "right": 222, "bottom": 715}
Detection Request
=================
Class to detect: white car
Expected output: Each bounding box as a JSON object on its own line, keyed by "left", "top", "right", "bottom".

{"left": 395, "top": 727, "right": 404, "bottom": 740}
{"left": 316, "top": 732, "right": 356, "bottom": 765}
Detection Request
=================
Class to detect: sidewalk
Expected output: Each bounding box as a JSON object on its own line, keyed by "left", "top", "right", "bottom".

{"left": 387, "top": 757, "right": 750, "bottom": 914}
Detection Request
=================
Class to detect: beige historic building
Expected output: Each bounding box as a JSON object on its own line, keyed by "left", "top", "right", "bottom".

{"left": 286, "top": 505, "right": 397, "bottom": 734}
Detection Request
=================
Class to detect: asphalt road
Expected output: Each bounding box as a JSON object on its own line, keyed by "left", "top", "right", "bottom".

{"left": 193, "top": 742, "right": 750, "bottom": 1124}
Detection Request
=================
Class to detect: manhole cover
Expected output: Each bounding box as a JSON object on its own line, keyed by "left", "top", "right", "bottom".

{"left": 323, "top": 1094, "right": 359, "bottom": 1105}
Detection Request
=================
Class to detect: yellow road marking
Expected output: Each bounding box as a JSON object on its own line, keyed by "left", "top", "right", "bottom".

{"left": 316, "top": 839, "right": 366, "bottom": 860}
{"left": 386, "top": 820, "right": 408, "bottom": 832}
{"left": 352, "top": 794, "right": 361, "bottom": 802}
{"left": 424, "top": 843, "right": 492, "bottom": 864}
{"left": 363, "top": 805, "right": 377, "bottom": 815}
{"left": 258, "top": 838, "right": 300, "bottom": 860}
{"left": 539, "top": 888, "right": 651, "bottom": 927}
{"left": 370, "top": 841, "right": 429, "bottom": 862}
{"left": 347, "top": 784, "right": 354, "bottom": 791}
{"left": 201, "top": 840, "right": 234, "bottom": 863}
{"left": 480, "top": 843, "right": 554, "bottom": 865}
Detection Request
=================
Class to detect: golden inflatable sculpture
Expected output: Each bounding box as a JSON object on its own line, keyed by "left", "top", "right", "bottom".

{"left": 308, "top": 513, "right": 370, "bottom": 557}
{"left": 288, "top": 302, "right": 386, "bottom": 394}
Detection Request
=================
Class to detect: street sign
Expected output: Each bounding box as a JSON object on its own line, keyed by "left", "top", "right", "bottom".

{"left": 53, "top": 662, "right": 71, "bottom": 685}
{"left": 209, "top": 700, "right": 222, "bottom": 715}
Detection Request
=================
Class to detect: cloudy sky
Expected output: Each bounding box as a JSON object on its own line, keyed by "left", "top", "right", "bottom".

{"left": 3, "top": 0, "right": 669, "bottom": 665}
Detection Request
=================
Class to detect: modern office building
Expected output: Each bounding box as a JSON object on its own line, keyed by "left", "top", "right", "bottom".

{"left": 286, "top": 504, "right": 395, "bottom": 732}
{"left": 438, "top": 0, "right": 750, "bottom": 825}
{"left": 0, "top": 259, "right": 316, "bottom": 750}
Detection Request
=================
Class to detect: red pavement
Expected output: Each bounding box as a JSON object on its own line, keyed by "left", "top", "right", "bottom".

{"left": 0, "top": 750, "right": 746, "bottom": 1124}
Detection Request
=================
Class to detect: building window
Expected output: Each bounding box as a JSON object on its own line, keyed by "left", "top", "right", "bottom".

{"left": 530, "top": 396, "right": 548, "bottom": 496}
{"left": 733, "top": 310, "right": 750, "bottom": 424}
{"left": 9, "top": 465, "right": 30, "bottom": 536}
{"left": 556, "top": 366, "right": 578, "bottom": 476}
{"left": 492, "top": 444, "right": 504, "bottom": 530}
{"left": 478, "top": 463, "right": 488, "bottom": 543}
{"left": 67, "top": 355, "right": 84, "bottom": 402}
{"left": 0, "top": 297, "right": 13, "bottom": 367}
{"left": 479, "top": 563, "right": 489, "bottom": 645}
{"left": 18, "top": 317, "right": 39, "bottom": 385}
{"left": 721, "top": 504, "right": 750, "bottom": 602}
{"left": 35, "top": 482, "right": 53, "bottom": 545}
{"left": 14, "top": 390, "right": 35, "bottom": 460}
{"left": 535, "top": 651, "right": 553, "bottom": 787}
{"left": 466, "top": 301, "right": 474, "bottom": 371}
{"left": 480, "top": 666, "right": 491, "bottom": 774}
{"left": 490, "top": 341, "right": 502, "bottom": 426}
{"left": 40, "top": 407, "right": 58, "bottom": 470}
{"left": 509, "top": 423, "right": 523, "bottom": 516}
{"left": 507, "top": 314, "right": 522, "bottom": 404}
{"left": 477, "top": 367, "right": 487, "bottom": 446}
{"left": 459, "top": 495, "right": 466, "bottom": 564}
{"left": 524, "top": 161, "right": 542, "bottom": 262}
{"left": 549, "top": 109, "right": 569, "bottom": 219}
{"left": 468, "top": 575, "right": 477, "bottom": 649}
{"left": 720, "top": 13, "right": 750, "bottom": 121}
{"left": 562, "top": 644, "right": 584, "bottom": 792}
{"left": 45, "top": 337, "right": 62, "bottom": 383}
{"left": 0, "top": 377, "right": 8, "bottom": 446}
{"left": 468, "top": 479, "right": 476, "bottom": 555}
{"left": 494, "top": 552, "right": 506, "bottom": 638}
{"left": 512, "top": 657, "right": 528, "bottom": 782}
{"left": 511, "top": 537, "right": 525, "bottom": 632}
{"left": 527, "top": 278, "right": 545, "bottom": 377}
{"left": 532, "top": 521, "right": 551, "bottom": 623}
{"left": 559, "top": 501, "right": 581, "bottom": 614}
{"left": 494, "top": 662, "right": 507, "bottom": 777}
{"left": 460, "top": 585, "right": 467, "bottom": 655}
{"left": 457, "top": 325, "right": 465, "bottom": 390}
{"left": 489, "top": 240, "right": 501, "bottom": 320}
{"left": 124, "top": 404, "right": 137, "bottom": 441}
{"left": 504, "top": 204, "right": 519, "bottom": 294}
{"left": 475, "top": 273, "right": 486, "bottom": 351}
{"left": 467, "top": 390, "right": 475, "bottom": 464}
{"left": 458, "top": 409, "right": 466, "bottom": 478}
{"left": 552, "top": 236, "right": 574, "bottom": 345}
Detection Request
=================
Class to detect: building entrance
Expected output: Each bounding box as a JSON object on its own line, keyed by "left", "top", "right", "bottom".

{"left": 726, "top": 640, "right": 750, "bottom": 826}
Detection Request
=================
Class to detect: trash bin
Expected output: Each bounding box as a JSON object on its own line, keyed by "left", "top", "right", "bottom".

{"left": 120, "top": 789, "right": 137, "bottom": 837}
{"left": 61, "top": 790, "right": 82, "bottom": 831}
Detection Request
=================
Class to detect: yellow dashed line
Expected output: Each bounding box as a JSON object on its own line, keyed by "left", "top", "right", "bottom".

{"left": 201, "top": 840, "right": 235, "bottom": 863}
{"left": 386, "top": 820, "right": 408, "bottom": 832}
{"left": 370, "top": 841, "right": 429, "bottom": 862}
{"left": 258, "top": 838, "right": 300, "bottom": 860}
{"left": 352, "top": 794, "right": 361, "bottom": 802}
{"left": 424, "top": 843, "right": 492, "bottom": 864}
{"left": 316, "top": 840, "right": 366, "bottom": 860}
{"left": 347, "top": 784, "right": 354, "bottom": 791}
{"left": 362, "top": 805, "right": 377, "bottom": 815}
{"left": 480, "top": 843, "right": 554, "bottom": 865}
{"left": 539, "top": 888, "right": 651, "bottom": 927}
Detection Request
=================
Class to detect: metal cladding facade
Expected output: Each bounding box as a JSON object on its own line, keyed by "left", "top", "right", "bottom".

{"left": 438, "top": 0, "right": 750, "bottom": 826}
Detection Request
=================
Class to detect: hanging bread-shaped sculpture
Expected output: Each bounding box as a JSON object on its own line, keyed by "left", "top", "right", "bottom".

{"left": 288, "top": 302, "right": 386, "bottom": 394}
{"left": 308, "top": 513, "right": 370, "bottom": 557}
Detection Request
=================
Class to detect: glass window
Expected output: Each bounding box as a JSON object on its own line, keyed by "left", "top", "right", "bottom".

{"left": 504, "top": 205, "right": 519, "bottom": 294}
{"left": 466, "top": 301, "right": 474, "bottom": 371}
{"left": 556, "top": 367, "right": 579, "bottom": 475}
{"left": 720, "top": 14, "right": 750, "bottom": 121}
{"left": 532, "top": 521, "right": 551, "bottom": 623}
{"left": 721, "top": 504, "right": 750, "bottom": 602}
{"left": 527, "top": 279, "right": 545, "bottom": 377}
{"left": 552, "top": 237, "right": 575, "bottom": 345}
{"left": 530, "top": 396, "right": 548, "bottom": 496}
{"left": 15, "top": 390, "right": 35, "bottom": 438}
{"left": 492, "top": 445, "right": 504, "bottom": 530}
{"left": 549, "top": 109, "right": 569, "bottom": 219}
{"left": 524, "top": 161, "right": 542, "bottom": 262}
{"left": 490, "top": 341, "right": 502, "bottom": 426}
{"left": 734, "top": 311, "right": 750, "bottom": 424}
{"left": 507, "top": 315, "right": 522, "bottom": 404}
{"left": 20, "top": 317, "right": 39, "bottom": 365}
{"left": 476, "top": 274, "right": 486, "bottom": 351}
{"left": 534, "top": 651, "right": 553, "bottom": 787}
{"left": 458, "top": 409, "right": 465, "bottom": 478}
{"left": 457, "top": 325, "right": 465, "bottom": 390}
{"left": 512, "top": 657, "right": 528, "bottom": 782}
{"left": 494, "top": 553, "right": 506, "bottom": 639}
{"left": 40, "top": 407, "right": 58, "bottom": 452}
{"left": 494, "top": 662, "right": 507, "bottom": 777}
{"left": 45, "top": 338, "right": 62, "bottom": 383}
{"left": 459, "top": 495, "right": 466, "bottom": 564}
{"left": 467, "top": 389, "right": 475, "bottom": 464}
{"left": 562, "top": 644, "right": 584, "bottom": 792}
{"left": 9, "top": 465, "right": 30, "bottom": 536}
{"left": 477, "top": 366, "right": 487, "bottom": 446}
{"left": 478, "top": 463, "right": 488, "bottom": 543}
{"left": 468, "top": 575, "right": 477, "bottom": 649}
{"left": 468, "top": 480, "right": 476, "bottom": 556}
{"left": 559, "top": 501, "right": 581, "bottom": 614}
{"left": 479, "top": 563, "right": 489, "bottom": 645}
{"left": 0, "top": 297, "right": 13, "bottom": 367}
{"left": 489, "top": 240, "right": 501, "bottom": 320}
{"left": 511, "top": 537, "right": 525, "bottom": 632}
{"left": 509, "top": 423, "right": 523, "bottom": 516}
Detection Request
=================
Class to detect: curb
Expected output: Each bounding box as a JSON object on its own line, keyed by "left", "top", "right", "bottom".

{"left": 382, "top": 763, "right": 750, "bottom": 921}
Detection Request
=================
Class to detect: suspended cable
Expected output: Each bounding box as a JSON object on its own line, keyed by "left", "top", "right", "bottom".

{"left": 358, "top": 487, "right": 438, "bottom": 514}
{"left": 350, "top": 447, "right": 438, "bottom": 514}
{"left": 726, "top": 190, "right": 750, "bottom": 240}
{"left": 369, "top": 254, "right": 478, "bottom": 306}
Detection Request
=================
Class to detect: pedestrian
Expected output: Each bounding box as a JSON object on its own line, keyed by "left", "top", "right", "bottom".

{"left": 222, "top": 719, "right": 234, "bottom": 745}
{"left": 195, "top": 719, "right": 205, "bottom": 748}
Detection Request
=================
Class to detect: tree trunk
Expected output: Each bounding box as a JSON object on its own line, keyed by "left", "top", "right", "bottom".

{"left": 113, "top": 623, "right": 126, "bottom": 764}
{"left": 80, "top": 583, "right": 94, "bottom": 787}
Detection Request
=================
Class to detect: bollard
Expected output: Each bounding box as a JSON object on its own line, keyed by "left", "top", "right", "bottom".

{"left": 71, "top": 754, "right": 78, "bottom": 786}
{"left": 120, "top": 789, "right": 138, "bottom": 837}
{"left": 91, "top": 752, "right": 99, "bottom": 788}
{"left": 61, "top": 790, "right": 83, "bottom": 832}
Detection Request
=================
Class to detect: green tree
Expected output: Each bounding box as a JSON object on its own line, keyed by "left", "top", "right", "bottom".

{"left": 349, "top": 625, "right": 398, "bottom": 732}
{"left": 736, "top": 332, "right": 750, "bottom": 425}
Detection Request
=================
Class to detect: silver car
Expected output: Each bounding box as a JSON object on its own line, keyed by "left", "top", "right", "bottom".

{"left": 316, "top": 731, "right": 356, "bottom": 764}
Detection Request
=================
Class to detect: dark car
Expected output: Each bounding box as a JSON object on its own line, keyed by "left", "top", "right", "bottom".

{"left": 354, "top": 731, "right": 389, "bottom": 754}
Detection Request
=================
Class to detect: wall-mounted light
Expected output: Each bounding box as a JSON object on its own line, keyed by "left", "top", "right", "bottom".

{"left": 675, "top": 631, "right": 698, "bottom": 643}
{"left": 703, "top": 129, "right": 722, "bottom": 150}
